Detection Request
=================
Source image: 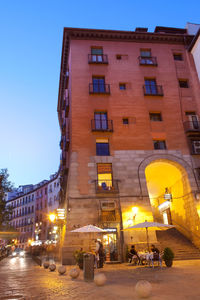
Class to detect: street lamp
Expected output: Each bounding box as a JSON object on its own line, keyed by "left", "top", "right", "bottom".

{"left": 49, "top": 213, "right": 56, "bottom": 223}
{"left": 127, "top": 207, "right": 139, "bottom": 226}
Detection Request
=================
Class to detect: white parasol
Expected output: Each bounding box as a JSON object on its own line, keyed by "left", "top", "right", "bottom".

{"left": 123, "top": 221, "right": 175, "bottom": 251}
{"left": 70, "top": 224, "right": 105, "bottom": 233}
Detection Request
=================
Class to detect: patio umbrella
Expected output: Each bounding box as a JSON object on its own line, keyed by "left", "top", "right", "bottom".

{"left": 123, "top": 221, "right": 175, "bottom": 251}
{"left": 71, "top": 225, "right": 105, "bottom": 252}
{"left": 70, "top": 225, "right": 105, "bottom": 233}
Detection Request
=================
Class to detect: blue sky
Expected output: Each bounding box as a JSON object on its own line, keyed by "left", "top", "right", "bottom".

{"left": 0, "top": 0, "right": 199, "bottom": 187}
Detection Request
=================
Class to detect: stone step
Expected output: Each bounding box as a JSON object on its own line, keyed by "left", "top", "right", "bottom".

{"left": 156, "top": 228, "right": 200, "bottom": 260}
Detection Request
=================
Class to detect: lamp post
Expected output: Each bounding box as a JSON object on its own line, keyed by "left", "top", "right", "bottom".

{"left": 127, "top": 207, "right": 139, "bottom": 226}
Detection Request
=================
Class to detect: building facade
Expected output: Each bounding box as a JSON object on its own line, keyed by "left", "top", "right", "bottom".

{"left": 187, "top": 23, "right": 200, "bottom": 82}
{"left": 58, "top": 26, "right": 200, "bottom": 264}
{"left": 8, "top": 173, "right": 60, "bottom": 248}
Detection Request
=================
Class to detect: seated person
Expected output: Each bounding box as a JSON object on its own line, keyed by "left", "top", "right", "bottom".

{"left": 150, "top": 244, "right": 162, "bottom": 267}
{"left": 128, "top": 245, "right": 140, "bottom": 265}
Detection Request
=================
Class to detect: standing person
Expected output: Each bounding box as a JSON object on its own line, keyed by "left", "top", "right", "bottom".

{"left": 94, "top": 239, "right": 100, "bottom": 268}
{"left": 109, "top": 240, "right": 115, "bottom": 261}
{"left": 98, "top": 239, "right": 104, "bottom": 268}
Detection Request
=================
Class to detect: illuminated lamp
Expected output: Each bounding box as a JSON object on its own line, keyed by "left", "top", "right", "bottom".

{"left": 164, "top": 187, "right": 172, "bottom": 201}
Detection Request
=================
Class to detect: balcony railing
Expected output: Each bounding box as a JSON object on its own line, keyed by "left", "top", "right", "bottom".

{"left": 138, "top": 56, "right": 157, "bottom": 66}
{"left": 95, "top": 179, "right": 119, "bottom": 193}
{"left": 143, "top": 85, "right": 164, "bottom": 96}
{"left": 184, "top": 121, "right": 200, "bottom": 134}
{"left": 88, "top": 54, "right": 108, "bottom": 64}
{"left": 91, "top": 119, "right": 113, "bottom": 132}
{"left": 89, "top": 83, "right": 110, "bottom": 94}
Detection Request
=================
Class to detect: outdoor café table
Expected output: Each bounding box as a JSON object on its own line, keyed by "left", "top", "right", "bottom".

{"left": 138, "top": 252, "right": 153, "bottom": 265}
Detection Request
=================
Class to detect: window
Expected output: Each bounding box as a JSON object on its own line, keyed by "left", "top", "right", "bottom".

{"left": 192, "top": 141, "right": 200, "bottom": 154}
{"left": 123, "top": 118, "right": 129, "bottom": 124}
{"left": 91, "top": 47, "right": 103, "bottom": 62}
{"left": 149, "top": 113, "right": 162, "bottom": 121}
{"left": 173, "top": 53, "right": 183, "bottom": 61}
{"left": 116, "top": 54, "right": 122, "bottom": 60}
{"left": 119, "top": 83, "right": 126, "bottom": 90}
{"left": 92, "top": 77, "right": 105, "bottom": 93}
{"left": 153, "top": 140, "right": 167, "bottom": 150}
{"left": 97, "top": 163, "right": 113, "bottom": 190}
{"left": 94, "top": 112, "right": 108, "bottom": 130}
{"left": 179, "top": 79, "right": 189, "bottom": 88}
{"left": 96, "top": 139, "right": 110, "bottom": 156}
{"left": 140, "top": 49, "right": 151, "bottom": 57}
{"left": 145, "top": 79, "right": 157, "bottom": 94}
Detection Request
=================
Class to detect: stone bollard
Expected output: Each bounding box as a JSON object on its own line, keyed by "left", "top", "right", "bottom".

{"left": 135, "top": 280, "right": 152, "bottom": 298}
{"left": 69, "top": 268, "right": 80, "bottom": 279}
{"left": 94, "top": 273, "right": 106, "bottom": 286}
{"left": 58, "top": 266, "right": 66, "bottom": 275}
{"left": 49, "top": 264, "right": 56, "bottom": 272}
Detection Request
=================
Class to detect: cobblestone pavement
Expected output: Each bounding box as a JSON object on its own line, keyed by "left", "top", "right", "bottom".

{"left": 1, "top": 256, "right": 200, "bottom": 299}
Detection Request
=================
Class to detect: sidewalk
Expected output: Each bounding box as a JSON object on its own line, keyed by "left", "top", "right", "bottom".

{"left": 36, "top": 259, "right": 200, "bottom": 299}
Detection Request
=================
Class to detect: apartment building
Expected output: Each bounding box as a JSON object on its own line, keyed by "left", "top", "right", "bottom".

{"left": 8, "top": 185, "right": 35, "bottom": 248}
{"left": 57, "top": 26, "right": 200, "bottom": 264}
{"left": 187, "top": 23, "right": 200, "bottom": 82}
{"left": 8, "top": 173, "right": 60, "bottom": 248}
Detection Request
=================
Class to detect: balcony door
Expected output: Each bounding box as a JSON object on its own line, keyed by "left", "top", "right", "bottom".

{"left": 91, "top": 48, "right": 103, "bottom": 62}
{"left": 189, "top": 115, "right": 199, "bottom": 130}
{"left": 93, "top": 77, "right": 105, "bottom": 93}
{"left": 145, "top": 79, "right": 157, "bottom": 95}
{"left": 94, "top": 112, "right": 108, "bottom": 130}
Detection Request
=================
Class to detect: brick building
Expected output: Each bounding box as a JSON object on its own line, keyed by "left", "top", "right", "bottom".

{"left": 58, "top": 26, "right": 200, "bottom": 264}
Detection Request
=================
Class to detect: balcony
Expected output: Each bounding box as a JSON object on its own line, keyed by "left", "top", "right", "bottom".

{"left": 143, "top": 85, "right": 164, "bottom": 96}
{"left": 138, "top": 56, "right": 157, "bottom": 66}
{"left": 184, "top": 121, "right": 200, "bottom": 136}
{"left": 95, "top": 179, "right": 119, "bottom": 194}
{"left": 88, "top": 54, "right": 108, "bottom": 64}
{"left": 91, "top": 119, "right": 113, "bottom": 132}
{"left": 89, "top": 83, "right": 110, "bottom": 94}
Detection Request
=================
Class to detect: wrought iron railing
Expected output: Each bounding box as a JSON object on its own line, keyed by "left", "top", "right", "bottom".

{"left": 91, "top": 119, "right": 113, "bottom": 132}
{"left": 95, "top": 179, "right": 119, "bottom": 193}
{"left": 88, "top": 54, "right": 108, "bottom": 64}
{"left": 183, "top": 121, "right": 200, "bottom": 133}
{"left": 138, "top": 56, "right": 157, "bottom": 66}
{"left": 143, "top": 84, "right": 163, "bottom": 96}
{"left": 89, "top": 83, "right": 110, "bottom": 94}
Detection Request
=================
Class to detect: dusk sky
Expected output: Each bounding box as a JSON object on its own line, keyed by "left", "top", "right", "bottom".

{"left": 0, "top": 0, "right": 199, "bottom": 187}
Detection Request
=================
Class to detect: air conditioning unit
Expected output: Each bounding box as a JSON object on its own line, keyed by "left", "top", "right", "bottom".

{"left": 193, "top": 141, "right": 200, "bottom": 154}
{"left": 101, "top": 201, "right": 116, "bottom": 211}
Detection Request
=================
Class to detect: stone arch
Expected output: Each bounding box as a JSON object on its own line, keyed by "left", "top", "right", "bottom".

{"left": 138, "top": 154, "right": 198, "bottom": 197}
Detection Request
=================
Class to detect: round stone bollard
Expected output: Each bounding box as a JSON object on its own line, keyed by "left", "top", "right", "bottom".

{"left": 135, "top": 280, "right": 152, "bottom": 298}
{"left": 49, "top": 264, "right": 56, "bottom": 272}
{"left": 43, "top": 262, "right": 49, "bottom": 269}
{"left": 94, "top": 273, "right": 106, "bottom": 286}
{"left": 69, "top": 267, "right": 80, "bottom": 279}
{"left": 58, "top": 266, "right": 66, "bottom": 275}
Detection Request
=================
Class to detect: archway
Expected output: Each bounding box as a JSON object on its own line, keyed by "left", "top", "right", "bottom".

{"left": 145, "top": 160, "right": 189, "bottom": 225}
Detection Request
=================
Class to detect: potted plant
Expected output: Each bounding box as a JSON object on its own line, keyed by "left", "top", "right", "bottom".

{"left": 163, "top": 247, "right": 174, "bottom": 267}
{"left": 73, "top": 249, "right": 86, "bottom": 269}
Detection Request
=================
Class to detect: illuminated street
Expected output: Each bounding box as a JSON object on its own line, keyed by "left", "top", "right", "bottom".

{"left": 1, "top": 256, "right": 200, "bottom": 299}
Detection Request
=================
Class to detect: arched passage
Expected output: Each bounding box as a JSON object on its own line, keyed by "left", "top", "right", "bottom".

{"left": 144, "top": 159, "right": 200, "bottom": 247}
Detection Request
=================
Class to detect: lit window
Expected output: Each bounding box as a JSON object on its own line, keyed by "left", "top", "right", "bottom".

{"left": 97, "top": 163, "right": 113, "bottom": 190}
